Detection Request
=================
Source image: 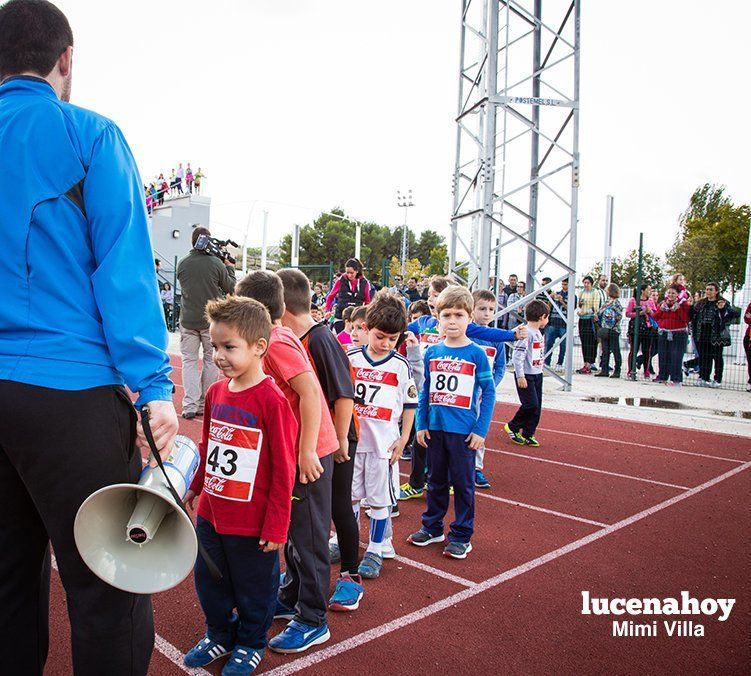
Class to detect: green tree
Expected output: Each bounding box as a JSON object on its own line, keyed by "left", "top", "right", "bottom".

{"left": 388, "top": 226, "right": 417, "bottom": 263}
{"left": 429, "top": 244, "right": 448, "bottom": 276}
{"left": 667, "top": 185, "right": 750, "bottom": 300}
{"left": 679, "top": 183, "right": 730, "bottom": 230}
{"left": 589, "top": 250, "right": 665, "bottom": 290}
{"left": 415, "top": 230, "right": 444, "bottom": 266}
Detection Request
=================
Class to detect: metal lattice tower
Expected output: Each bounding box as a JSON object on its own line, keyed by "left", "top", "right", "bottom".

{"left": 449, "top": 0, "right": 580, "bottom": 389}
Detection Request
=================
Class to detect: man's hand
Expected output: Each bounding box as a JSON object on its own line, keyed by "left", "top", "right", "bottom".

{"left": 465, "top": 433, "right": 485, "bottom": 450}
{"left": 514, "top": 325, "right": 528, "bottom": 339}
{"left": 416, "top": 429, "right": 430, "bottom": 448}
{"left": 717, "top": 299, "right": 726, "bottom": 309}
{"left": 334, "top": 436, "right": 350, "bottom": 464}
{"left": 184, "top": 489, "right": 197, "bottom": 511}
{"left": 517, "top": 376, "right": 528, "bottom": 389}
{"left": 299, "top": 450, "right": 324, "bottom": 484}
{"left": 259, "top": 540, "right": 283, "bottom": 553}
{"left": 137, "top": 400, "right": 179, "bottom": 466}
{"left": 404, "top": 331, "right": 418, "bottom": 348}
{"left": 388, "top": 438, "right": 406, "bottom": 465}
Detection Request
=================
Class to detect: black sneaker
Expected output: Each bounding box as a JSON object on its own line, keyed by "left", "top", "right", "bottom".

{"left": 391, "top": 504, "right": 400, "bottom": 518}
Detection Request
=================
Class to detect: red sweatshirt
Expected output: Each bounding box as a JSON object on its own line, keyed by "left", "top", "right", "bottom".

{"left": 652, "top": 301, "right": 690, "bottom": 331}
{"left": 190, "top": 377, "right": 298, "bottom": 542}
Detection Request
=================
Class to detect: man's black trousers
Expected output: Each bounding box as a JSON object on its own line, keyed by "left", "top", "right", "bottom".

{"left": 0, "top": 381, "right": 154, "bottom": 675}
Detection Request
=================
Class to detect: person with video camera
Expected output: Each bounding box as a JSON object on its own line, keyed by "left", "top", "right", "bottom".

{"left": 0, "top": 2, "right": 179, "bottom": 674}
{"left": 177, "top": 226, "right": 237, "bottom": 419}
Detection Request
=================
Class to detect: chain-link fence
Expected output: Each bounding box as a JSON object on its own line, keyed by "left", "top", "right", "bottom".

{"left": 558, "top": 311, "right": 749, "bottom": 393}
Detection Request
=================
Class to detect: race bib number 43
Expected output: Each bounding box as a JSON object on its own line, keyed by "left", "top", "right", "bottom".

{"left": 428, "top": 358, "right": 475, "bottom": 409}
{"left": 204, "top": 419, "right": 262, "bottom": 502}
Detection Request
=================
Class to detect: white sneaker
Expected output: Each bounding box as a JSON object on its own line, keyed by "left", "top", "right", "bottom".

{"left": 697, "top": 379, "right": 710, "bottom": 387}
{"left": 555, "top": 364, "right": 564, "bottom": 373}
{"left": 381, "top": 538, "right": 396, "bottom": 559}
{"left": 709, "top": 380, "right": 721, "bottom": 389}
{"left": 746, "top": 383, "right": 751, "bottom": 392}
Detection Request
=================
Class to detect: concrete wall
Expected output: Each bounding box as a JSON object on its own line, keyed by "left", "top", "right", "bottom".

{"left": 149, "top": 195, "right": 211, "bottom": 275}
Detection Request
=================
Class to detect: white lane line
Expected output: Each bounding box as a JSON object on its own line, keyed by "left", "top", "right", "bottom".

{"left": 50, "top": 555, "right": 206, "bottom": 675}
{"left": 266, "top": 461, "right": 751, "bottom": 675}
{"left": 486, "top": 447, "right": 690, "bottom": 490}
{"left": 397, "top": 471, "right": 605, "bottom": 527}
{"left": 489, "top": 420, "right": 747, "bottom": 464}
{"left": 358, "top": 541, "right": 475, "bottom": 588}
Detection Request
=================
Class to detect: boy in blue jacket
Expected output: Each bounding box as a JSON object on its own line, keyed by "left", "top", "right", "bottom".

{"left": 408, "top": 286, "right": 496, "bottom": 559}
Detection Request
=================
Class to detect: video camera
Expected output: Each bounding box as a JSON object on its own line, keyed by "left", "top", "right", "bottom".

{"left": 194, "top": 234, "right": 239, "bottom": 265}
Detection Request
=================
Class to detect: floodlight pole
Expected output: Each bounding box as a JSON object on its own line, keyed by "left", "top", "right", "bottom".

{"left": 397, "top": 189, "right": 414, "bottom": 274}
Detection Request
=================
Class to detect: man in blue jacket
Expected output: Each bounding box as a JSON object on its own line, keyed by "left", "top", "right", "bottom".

{"left": 0, "top": 2, "right": 178, "bottom": 674}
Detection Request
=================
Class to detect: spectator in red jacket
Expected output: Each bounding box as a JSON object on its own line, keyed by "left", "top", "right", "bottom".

{"left": 652, "top": 284, "right": 691, "bottom": 385}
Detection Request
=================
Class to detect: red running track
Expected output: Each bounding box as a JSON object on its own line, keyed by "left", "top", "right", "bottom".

{"left": 43, "top": 358, "right": 750, "bottom": 674}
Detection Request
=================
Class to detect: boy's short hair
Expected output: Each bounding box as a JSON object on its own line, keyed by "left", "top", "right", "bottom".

{"left": 205, "top": 296, "right": 271, "bottom": 345}
{"left": 277, "top": 268, "right": 314, "bottom": 316}
{"left": 364, "top": 290, "right": 407, "bottom": 334}
{"left": 606, "top": 283, "right": 620, "bottom": 298}
{"left": 408, "top": 299, "right": 430, "bottom": 318}
{"left": 524, "top": 299, "right": 550, "bottom": 322}
{"left": 436, "top": 286, "right": 474, "bottom": 316}
{"left": 310, "top": 303, "right": 319, "bottom": 312}
{"left": 350, "top": 306, "right": 368, "bottom": 324}
{"left": 235, "top": 270, "right": 284, "bottom": 321}
{"left": 430, "top": 275, "right": 455, "bottom": 295}
{"left": 472, "top": 289, "right": 496, "bottom": 305}
{"left": 342, "top": 306, "right": 355, "bottom": 322}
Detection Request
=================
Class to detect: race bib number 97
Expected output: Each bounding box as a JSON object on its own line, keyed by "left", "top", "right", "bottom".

{"left": 428, "top": 358, "right": 475, "bottom": 409}
{"left": 353, "top": 366, "right": 399, "bottom": 422}
{"left": 204, "top": 419, "right": 262, "bottom": 502}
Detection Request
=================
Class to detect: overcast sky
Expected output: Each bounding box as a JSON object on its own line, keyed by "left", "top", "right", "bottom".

{"left": 55, "top": 0, "right": 748, "bottom": 274}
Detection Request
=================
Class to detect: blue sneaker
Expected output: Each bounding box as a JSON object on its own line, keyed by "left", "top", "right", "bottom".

{"left": 443, "top": 541, "right": 473, "bottom": 559}
{"left": 184, "top": 635, "right": 232, "bottom": 668}
{"left": 407, "top": 528, "right": 445, "bottom": 547}
{"left": 357, "top": 551, "right": 384, "bottom": 579}
{"left": 474, "top": 469, "right": 491, "bottom": 489}
{"left": 328, "top": 573, "right": 364, "bottom": 611}
{"left": 268, "top": 620, "right": 331, "bottom": 654}
{"left": 222, "top": 646, "right": 263, "bottom": 675}
{"left": 274, "top": 597, "right": 296, "bottom": 620}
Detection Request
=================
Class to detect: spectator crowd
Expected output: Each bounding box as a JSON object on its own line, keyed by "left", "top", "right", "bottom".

{"left": 145, "top": 161, "right": 206, "bottom": 214}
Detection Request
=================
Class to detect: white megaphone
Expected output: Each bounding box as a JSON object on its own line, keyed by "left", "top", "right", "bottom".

{"left": 74, "top": 435, "right": 200, "bottom": 594}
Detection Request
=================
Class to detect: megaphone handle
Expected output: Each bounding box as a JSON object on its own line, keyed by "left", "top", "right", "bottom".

{"left": 141, "top": 407, "right": 222, "bottom": 582}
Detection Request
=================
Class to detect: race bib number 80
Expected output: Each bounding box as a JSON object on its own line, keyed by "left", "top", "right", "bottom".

{"left": 204, "top": 419, "right": 262, "bottom": 502}
{"left": 428, "top": 358, "right": 475, "bottom": 410}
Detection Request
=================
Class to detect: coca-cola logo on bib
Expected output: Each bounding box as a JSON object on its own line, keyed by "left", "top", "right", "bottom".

{"left": 210, "top": 424, "right": 235, "bottom": 442}
{"left": 356, "top": 368, "right": 385, "bottom": 382}
{"left": 435, "top": 360, "right": 463, "bottom": 373}
{"left": 358, "top": 405, "right": 380, "bottom": 418}
{"left": 431, "top": 392, "right": 459, "bottom": 405}
{"left": 205, "top": 475, "right": 227, "bottom": 493}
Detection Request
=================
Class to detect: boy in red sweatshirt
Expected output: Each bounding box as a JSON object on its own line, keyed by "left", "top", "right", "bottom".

{"left": 183, "top": 296, "right": 298, "bottom": 674}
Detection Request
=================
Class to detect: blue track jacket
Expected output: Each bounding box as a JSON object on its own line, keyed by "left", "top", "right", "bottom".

{"left": 0, "top": 77, "right": 172, "bottom": 406}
